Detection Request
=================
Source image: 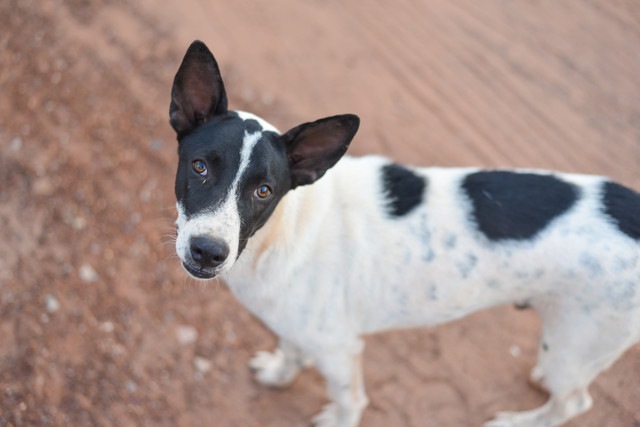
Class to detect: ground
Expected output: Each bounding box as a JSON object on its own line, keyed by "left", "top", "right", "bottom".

{"left": 1, "top": 1, "right": 639, "bottom": 426}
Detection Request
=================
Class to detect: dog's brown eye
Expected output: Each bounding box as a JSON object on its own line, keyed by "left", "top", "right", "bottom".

{"left": 192, "top": 159, "right": 207, "bottom": 176}
{"left": 255, "top": 185, "right": 272, "bottom": 199}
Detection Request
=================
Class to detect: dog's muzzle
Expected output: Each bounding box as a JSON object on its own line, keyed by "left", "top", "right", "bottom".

{"left": 182, "top": 235, "right": 229, "bottom": 279}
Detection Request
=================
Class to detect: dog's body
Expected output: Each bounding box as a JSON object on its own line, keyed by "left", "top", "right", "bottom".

{"left": 170, "top": 41, "right": 640, "bottom": 427}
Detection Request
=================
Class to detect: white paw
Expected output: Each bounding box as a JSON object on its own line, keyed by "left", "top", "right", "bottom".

{"left": 484, "top": 410, "right": 546, "bottom": 427}
{"left": 485, "top": 391, "right": 592, "bottom": 427}
{"left": 249, "top": 349, "right": 298, "bottom": 387}
{"left": 311, "top": 403, "right": 339, "bottom": 427}
{"left": 484, "top": 412, "right": 516, "bottom": 427}
{"left": 311, "top": 401, "right": 364, "bottom": 427}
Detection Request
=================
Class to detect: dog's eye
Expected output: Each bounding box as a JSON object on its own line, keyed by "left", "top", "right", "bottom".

{"left": 255, "top": 185, "right": 272, "bottom": 199}
{"left": 192, "top": 159, "right": 208, "bottom": 176}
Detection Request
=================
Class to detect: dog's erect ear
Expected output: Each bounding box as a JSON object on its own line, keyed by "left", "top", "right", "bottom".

{"left": 282, "top": 114, "right": 359, "bottom": 188}
{"left": 170, "top": 40, "right": 228, "bottom": 138}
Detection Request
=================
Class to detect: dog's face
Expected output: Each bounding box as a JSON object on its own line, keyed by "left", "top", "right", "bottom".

{"left": 174, "top": 112, "right": 291, "bottom": 279}
{"left": 170, "top": 41, "right": 359, "bottom": 279}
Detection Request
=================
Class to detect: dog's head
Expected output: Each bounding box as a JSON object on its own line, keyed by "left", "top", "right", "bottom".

{"left": 170, "top": 41, "right": 359, "bottom": 280}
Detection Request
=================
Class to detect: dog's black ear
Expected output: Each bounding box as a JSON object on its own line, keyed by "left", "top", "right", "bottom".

{"left": 282, "top": 114, "right": 359, "bottom": 188}
{"left": 170, "top": 40, "right": 228, "bottom": 138}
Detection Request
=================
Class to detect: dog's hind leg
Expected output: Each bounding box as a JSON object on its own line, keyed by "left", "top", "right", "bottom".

{"left": 250, "top": 338, "right": 312, "bottom": 388}
{"left": 486, "top": 299, "right": 639, "bottom": 427}
{"left": 311, "top": 341, "right": 368, "bottom": 427}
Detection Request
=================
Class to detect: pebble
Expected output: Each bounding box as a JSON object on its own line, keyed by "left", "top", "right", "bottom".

{"left": 100, "top": 321, "right": 114, "bottom": 333}
{"left": 124, "top": 380, "right": 137, "bottom": 393}
{"left": 149, "top": 138, "right": 164, "bottom": 151}
{"left": 176, "top": 325, "right": 198, "bottom": 345}
{"left": 32, "top": 177, "right": 54, "bottom": 196}
{"left": 509, "top": 344, "right": 522, "bottom": 358}
{"left": 193, "top": 356, "right": 212, "bottom": 373}
{"left": 79, "top": 264, "right": 98, "bottom": 283}
{"left": 45, "top": 294, "right": 60, "bottom": 313}
{"left": 10, "top": 137, "right": 22, "bottom": 152}
{"left": 72, "top": 216, "right": 86, "bottom": 230}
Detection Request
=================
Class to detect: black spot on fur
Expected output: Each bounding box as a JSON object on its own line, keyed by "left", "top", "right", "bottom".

{"left": 462, "top": 171, "right": 579, "bottom": 241}
{"left": 382, "top": 164, "right": 426, "bottom": 217}
{"left": 602, "top": 181, "right": 640, "bottom": 240}
{"left": 443, "top": 234, "right": 457, "bottom": 249}
{"left": 456, "top": 252, "right": 478, "bottom": 279}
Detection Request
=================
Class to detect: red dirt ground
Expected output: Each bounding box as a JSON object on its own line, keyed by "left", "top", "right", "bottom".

{"left": 1, "top": 1, "right": 638, "bottom": 426}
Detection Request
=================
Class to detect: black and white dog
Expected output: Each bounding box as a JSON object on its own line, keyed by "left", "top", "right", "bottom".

{"left": 170, "top": 41, "right": 640, "bottom": 427}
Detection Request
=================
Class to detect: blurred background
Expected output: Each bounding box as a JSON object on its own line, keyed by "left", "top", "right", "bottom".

{"left": 0, "top": 1, "right": 638, "bottom": 426}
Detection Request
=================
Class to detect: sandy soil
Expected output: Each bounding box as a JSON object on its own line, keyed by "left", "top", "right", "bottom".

{"left": 1, "top": 1, "right": 639, "bottom": 426}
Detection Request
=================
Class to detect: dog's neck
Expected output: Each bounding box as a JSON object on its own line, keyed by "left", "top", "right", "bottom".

{"left": 227, "top": 168, "right": 337, "bottom": 283}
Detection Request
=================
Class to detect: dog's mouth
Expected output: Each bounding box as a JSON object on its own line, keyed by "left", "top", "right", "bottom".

{"left": 182, "top": 262, "right": 218, "bottom": 280}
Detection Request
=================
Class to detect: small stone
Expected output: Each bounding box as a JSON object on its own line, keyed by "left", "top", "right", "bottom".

{"left": 10, "top": 137, "right": 22, "bottom": 152}
{"left": 45, "top": 295, "right": 60, "bottom": 313}
{"left": 99, "top": 321, "right": 114, "bottom": 333}
{"left": 193, "top": 356, "right": 212, "bottom": 373}
{"left": 79, "top": 264, "right": 98, "bottom": 283}
{"left": 149, "top": 138, "right": 164, "bottom": 151}
{"left": 72, "top": 216, "right": 86, "bottom": 230}
{"left": 241, "top": 87, "right": 255, "bottom": 103}
{"left": 32, "top": 178, "right": 54, "bottom": 196}
{"left": 124, "top": 380, "right": 137, "bottom": 393}
{"left": 509, "top": 344, "right": 522, "bottom": 358}
{"left": 176, "top": 325, "right": 198, "bottom": 345}
{"left": 260, "top": 92, "right": 274, "bottom": 106}
{"left": 110, "top": 343, "right": 126, "bottom": 357}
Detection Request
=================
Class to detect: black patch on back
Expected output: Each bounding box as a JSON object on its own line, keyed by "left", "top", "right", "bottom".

{"left": 602, "top": 181, "right": 640, "bottom": 240}
{"left": 462, "top": 171, "right": 579, "bottom": 241}
{"left": 381, "top": 164, "right": 427, "bottom": 217}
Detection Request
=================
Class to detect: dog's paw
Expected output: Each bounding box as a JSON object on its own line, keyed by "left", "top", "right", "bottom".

{"left": 484, "top": 414, "right": 513, "bottom": 427}
{"left": 483, "top": 410, "right": 544, "bottom": 427}
{"left": 311, "top": 402, "right": 363, "bottom": 427}
{"left": 249, "top": 349, "right": 299, "bottom": 388}
{"left": 311, "top": 403, "right": 339, "bottom": 427}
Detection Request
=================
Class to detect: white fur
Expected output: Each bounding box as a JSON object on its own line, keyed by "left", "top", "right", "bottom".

{"left": 236, "top": 110, "right": 280, "bottom": 133}
{"left": 177, "top": 120, "right": 640, "bottom": 427}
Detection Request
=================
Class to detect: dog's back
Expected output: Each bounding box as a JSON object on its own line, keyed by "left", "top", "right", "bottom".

{"left": 237, "top": 155, "right": 640, "bottom": 334}
{"left": 235, "top": 155, "right": 640, "bottom": 426}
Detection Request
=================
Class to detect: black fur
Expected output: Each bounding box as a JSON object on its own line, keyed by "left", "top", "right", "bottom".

{"left": 462, "top": 171, "right": 579, "bottom": 241}
{"left": 170, "top": 40, "right": 228, "bottom": 139}
{"left": 602, "top": 181, "right": 640, "bottom": 240}
{"left": 381, "top": 164, "right": 427, "bottom": 217}
{"left": 175, "top": 114, "right": 244, "bottom": 217}
{"left": 281, "top": 115, "right": 360, "bottom": 189}
{"left": 175, "top": 114, "right": 290, "bottom": 249}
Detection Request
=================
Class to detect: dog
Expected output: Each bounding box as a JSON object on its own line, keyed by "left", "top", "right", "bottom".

{"left": 169, "top": 40, "right": 640, "bottom": 427}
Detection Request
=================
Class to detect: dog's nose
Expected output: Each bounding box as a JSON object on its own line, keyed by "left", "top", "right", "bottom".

{"left": 189, "top": 236, "right": 229, "bottom": 269}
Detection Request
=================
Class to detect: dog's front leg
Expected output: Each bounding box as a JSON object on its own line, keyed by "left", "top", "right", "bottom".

{"left": 250, "top": 338, "right": 311, "bottom": 388}
{"left": 311, "top": 341, "right": 368, "bottom": 427}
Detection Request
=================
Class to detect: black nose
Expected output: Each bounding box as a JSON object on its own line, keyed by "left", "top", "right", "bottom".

{"left": 189, "top": 236, "right": 229, "bottom": 269}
